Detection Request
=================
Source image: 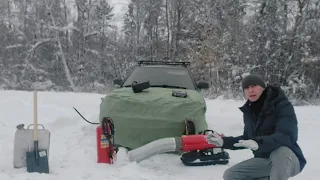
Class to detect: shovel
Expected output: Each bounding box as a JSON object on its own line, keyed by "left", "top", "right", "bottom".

{"left": 26, "top": 91, "right": 49, "bottom": 173}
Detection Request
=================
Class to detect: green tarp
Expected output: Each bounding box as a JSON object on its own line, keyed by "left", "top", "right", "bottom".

{"left": 99, "top": 87, "right": 208, "bottom": 150}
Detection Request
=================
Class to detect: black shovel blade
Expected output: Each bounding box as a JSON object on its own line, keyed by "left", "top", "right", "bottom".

{"left": 26, "top": 149, "right": 49, "bottom": 173}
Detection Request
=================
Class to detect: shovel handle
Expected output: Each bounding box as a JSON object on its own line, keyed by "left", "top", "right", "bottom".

{"left": 33, "top": 91, "right": 39, "bottom": 141}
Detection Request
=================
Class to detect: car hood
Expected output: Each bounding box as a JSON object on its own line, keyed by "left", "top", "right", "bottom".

{"left": 99, "top": 87, "right": 208, "bottom": 149}
{"left": 104, "top": 87, "right": 206, "bottom": 105}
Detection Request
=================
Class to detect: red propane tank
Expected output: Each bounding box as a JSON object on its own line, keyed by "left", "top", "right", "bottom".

{"left": 96, "top": 125, "right": 113, "bottom": 164}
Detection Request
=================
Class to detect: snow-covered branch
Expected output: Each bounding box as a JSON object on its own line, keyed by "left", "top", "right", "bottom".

{"left": 47, "top": 24, "right": 80, "bottom": 32}
{"left": 84, "top": 47, "right": 100, "bottom": 56}
{"left": 5, "top": 44, "right": 24, "bottom": 49}
{"left": 29, "top": 38, "right": 56, "bottom": 51}
{"left": 12, "top": 64, "right": 49, "bottom": 75}
{"left": 84, "top": 31, "right": 99, "bottom": 38}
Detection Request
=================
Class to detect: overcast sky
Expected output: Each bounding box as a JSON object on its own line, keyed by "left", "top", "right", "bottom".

{"left": 109, "top": 0, "right": 129, "bottom": 29}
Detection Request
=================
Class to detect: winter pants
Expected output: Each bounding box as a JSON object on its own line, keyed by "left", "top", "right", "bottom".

{"left": 223, "top": 146, "right": 301, "bottom": 180}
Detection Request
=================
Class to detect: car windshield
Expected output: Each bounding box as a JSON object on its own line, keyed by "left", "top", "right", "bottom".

{"left": 122, "top": 66, "right": 196, "bottom": 90}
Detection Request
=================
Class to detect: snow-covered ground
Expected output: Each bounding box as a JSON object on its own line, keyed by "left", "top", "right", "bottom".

{"left": 0, "top": 90, "right": 317, "bottom": 180}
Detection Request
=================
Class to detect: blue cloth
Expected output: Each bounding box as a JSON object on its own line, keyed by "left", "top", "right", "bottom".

{"left": 222, "top": 85, "right": 306, "bottom": 171}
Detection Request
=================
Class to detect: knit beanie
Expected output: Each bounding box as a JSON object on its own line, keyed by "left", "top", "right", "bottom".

{"left": 242, "top": 74, "right": 266, "bottom": 90}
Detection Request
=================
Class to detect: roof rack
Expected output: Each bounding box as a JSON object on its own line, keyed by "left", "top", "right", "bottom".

{"left": 137, "top": 60, "right": 191, "bottom": 67}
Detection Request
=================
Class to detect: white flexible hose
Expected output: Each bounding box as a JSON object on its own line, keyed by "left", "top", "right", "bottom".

{"left": 127, "top": 137, "right": 180, "bottom": 162}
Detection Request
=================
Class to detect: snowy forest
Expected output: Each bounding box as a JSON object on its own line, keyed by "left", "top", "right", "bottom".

{"left": 1, "top": 0, "right": 320, "bottom": 103}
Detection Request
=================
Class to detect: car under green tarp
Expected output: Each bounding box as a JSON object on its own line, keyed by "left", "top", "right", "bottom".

{"left": 99, "top": 87, "right": 208, "bottom": 150}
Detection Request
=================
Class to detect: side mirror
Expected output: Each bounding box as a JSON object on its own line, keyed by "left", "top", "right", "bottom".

{"left": 197, "top": 81, "right": 209, "bottom": 89}
{"left": 113, "top": 79, "right": 123, "bottom": 86}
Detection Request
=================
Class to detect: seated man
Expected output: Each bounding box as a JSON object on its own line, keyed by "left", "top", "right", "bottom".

{"left": 207, "top": 74, "right": 306, "bottom": 180}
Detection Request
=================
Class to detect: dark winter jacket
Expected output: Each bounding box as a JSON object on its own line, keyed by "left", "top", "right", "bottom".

{"left": 222, "top": 85, "right": 306, "bottom": 171}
